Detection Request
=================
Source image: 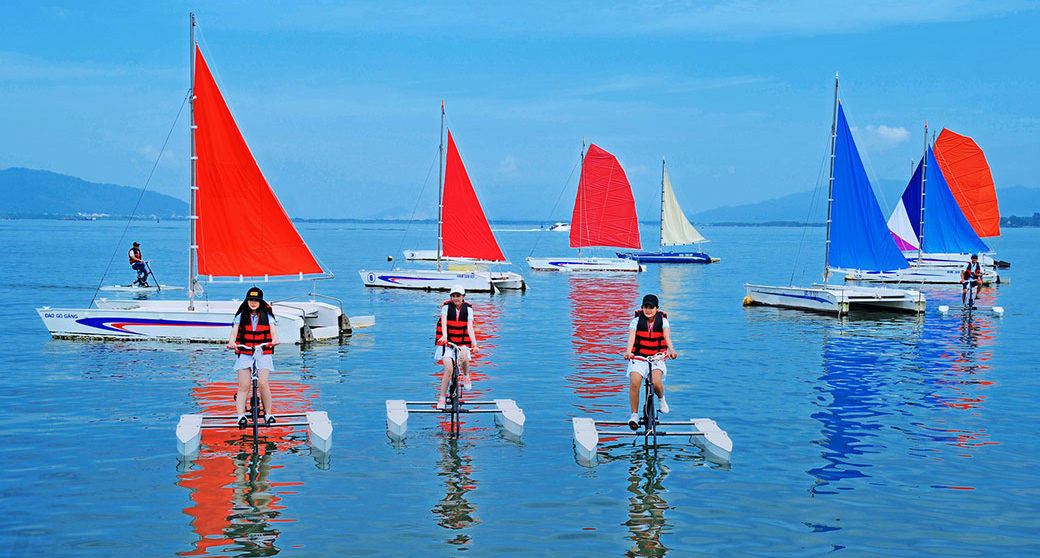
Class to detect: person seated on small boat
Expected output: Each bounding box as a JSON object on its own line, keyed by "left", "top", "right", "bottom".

{"left": 434, "top": 285, "right": 479, "bottom": 409}
{"left": 961, "top": 254, "right": 983, "bottom": 305}
{"left": 227, "top": 287, "right": 280, "bottom": 427}
{"left": 623, "top": 294, "right": 677, "bottom": 430}
{"left": 128, "top": 242, "right": 148, "bottom": 286}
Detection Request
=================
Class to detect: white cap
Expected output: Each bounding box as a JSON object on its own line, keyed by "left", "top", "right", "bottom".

{"left": 450, "top": 285, "right": 466, "bottom": 295}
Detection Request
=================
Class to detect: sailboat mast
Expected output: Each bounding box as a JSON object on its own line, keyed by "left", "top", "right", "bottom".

{"left": 823, "top": 73, "right": 839, "bottom": 282}
{"left": 660, "top": 158, "right": 666, "bottom": 253}
{"left": 188, "top": 13, "right": 198, "bottom": 310}
{"left": 916, "top": 123, "right": 928, "bottom": 268}
{"left": 577, "top": 139, "right": 585, "bottom": 259}
{"left": 436, "top": 101, "right": 445, "bottom": 272}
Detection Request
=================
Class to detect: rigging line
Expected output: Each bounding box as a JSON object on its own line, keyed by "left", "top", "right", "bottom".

{"left": 790, "top": 130, "right": 832, "bottom": 287}
{"left": 89, "top": 90, "right": 191, "bottom": 307}
{"left": 393, "top": 149, "right": 440, "bottom": 269}
{"left": 528, "top": 149, "right": 581, "bottom": 257}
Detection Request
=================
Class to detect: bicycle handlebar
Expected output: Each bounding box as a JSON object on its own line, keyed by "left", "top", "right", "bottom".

{"left": 233, "top": 342, "right": 272, "bottom": 352}
{"left": 629, "top": 351, "right": 672, "bottom": 362}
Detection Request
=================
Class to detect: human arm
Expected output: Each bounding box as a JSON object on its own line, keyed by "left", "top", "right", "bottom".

{"left": 468, "top": 315, "right": 478, "bottom": 353}
{"left": 623, "top": 328, "right": 637, "bottom": 360}
{"left": 269, "top": 310, "right": 280, "bottom": 346}
{"left": 438, "top": 307, "right": 448, "bottom": 344}
{"left": 662, "top": 326, "right": 677, "bottom": 359}
{"left": 227, "top": 322, "right": 239, "bottom": 349}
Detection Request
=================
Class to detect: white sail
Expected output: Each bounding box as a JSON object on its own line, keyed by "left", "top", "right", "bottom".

{"left": 661, "top": 168, "right": 707, "bottom": 246}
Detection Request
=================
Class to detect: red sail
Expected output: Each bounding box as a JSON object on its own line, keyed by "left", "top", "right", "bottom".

{"left": 441, "top": 130, "right": 506, "bottom": 261}
{"left": 569, "top": 144, "right": 641, "bottom": 249}
{"left": 193, "top": 47, "right": 325, "bottom": 278}
{"left": 934, "top": 129, "right": 1001, "bottom": 238}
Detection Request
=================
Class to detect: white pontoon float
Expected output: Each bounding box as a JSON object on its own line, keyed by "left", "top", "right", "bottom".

{"left": 385, "top": 399, "right": 525, "bottom": 441}
{"left": 176, "top": 411, "right": 333, "bottom": 457}
{"left": 938, "top": 304, "right": 1004, "bottom": 316}
{"left": 571, "top": 416, "right": 732, "bottom": 467}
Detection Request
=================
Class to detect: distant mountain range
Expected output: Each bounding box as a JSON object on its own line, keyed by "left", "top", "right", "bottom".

{"left": 3, "top": 166, "right": 1038, "bottom": 223}
{"left": 692, "top": 179, "right": 1040, "bottom": 224}
{"left": 0, "top": 167, "right": 187, "bottom": 218}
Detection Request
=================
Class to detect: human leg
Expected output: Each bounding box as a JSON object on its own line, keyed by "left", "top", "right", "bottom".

{"left": 235, "top": 368, "right": 251, "bottom": 416}
{"left": 652, "top": 368, "right": 669, "bottom": 413}
{"left": 257, "top": 368, "right": 273, "bottom": 422}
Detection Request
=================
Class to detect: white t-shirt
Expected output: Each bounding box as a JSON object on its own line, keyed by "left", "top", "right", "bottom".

{"left": 232, "top": 312, "right": 278, "bottom": 327}
{"left": 629, "top": 316, "right": 670, "bottom": 330}
{"left": 441, "top": 304, "right": 476, "bottom": 322}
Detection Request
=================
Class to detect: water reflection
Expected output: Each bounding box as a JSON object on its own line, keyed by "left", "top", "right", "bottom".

{"left": 178, "top": 379, "right": 326, "bottom": 556}
{"left": 567, "top": 275, "right": 641, "bottom": 414}
{"left": 431, "top": 436, "right": 480, "bottom": 550}
{"left": 623, "top": 455, "right": 672, "bottom": 557}
{"left": 809, "top": 309, "right": 1002, "bottom": 494}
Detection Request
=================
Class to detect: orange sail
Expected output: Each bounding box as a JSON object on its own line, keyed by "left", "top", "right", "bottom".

{"left": 441, "top": 130, "right": 506, "bottom": 262}
{"left": 933, "top": 129, "right": 1001, "bottom": 238}
{"left": 569, "top": 144, "right": 641, "bottom": 250}
{"left": 193, "top": 47, "right": 325, "bottom": 278}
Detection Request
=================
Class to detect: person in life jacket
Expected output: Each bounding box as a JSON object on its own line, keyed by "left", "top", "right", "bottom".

{"left": 433, "top": 285, "right": 479, "bottom": 409}
{"left": 962, "top": 254, "right": 983, "bottom": 306}
{"left": 226, "top": 287, "right": 281, "bottom": 428}
{"left": 128, "top": 242, "right": 148, "bottom": 286}
{"left": 623, "top": 294, "right": 677, "bottom": 430}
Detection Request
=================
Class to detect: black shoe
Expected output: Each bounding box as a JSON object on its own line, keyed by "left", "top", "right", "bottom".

{"left": 237, "top": 415, "right": 248, "bottom": 429}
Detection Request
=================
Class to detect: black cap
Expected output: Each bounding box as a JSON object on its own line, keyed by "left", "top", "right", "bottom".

{"left": 971, "top": 254, "right": 979, "bottom": 260}
{"left": 641, "top": 294, "right": 659, "bottom": 308}
{"left": 246, "top": 287, "right": 264, "bottom": 300}
{"left": 132, "top": 241, "right": 140, "bottom": 246}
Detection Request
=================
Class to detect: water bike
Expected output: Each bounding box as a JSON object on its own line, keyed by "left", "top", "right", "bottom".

{"left": 177, "top": 343, "right": 332, "bottom": 457}
{"left": 571, "top": 352, "right": 732, "bottom": 466}
{"left": 385, "top": 342, "right": 524, "bottom": 441}
{"left": 101, "top": 261, "right": 182, "bottom": 292}
{"left": 938, "top": 278, "right": 1005, "bottom": 316}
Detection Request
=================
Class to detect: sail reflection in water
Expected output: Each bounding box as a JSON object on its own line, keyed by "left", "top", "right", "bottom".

{"left": 566, "top": 275, "right": 641, "bottom": 414}
{"left": 431, "top": 437, "right": 481, "bottom": 550}
{"left": 177, "top": 380, "right": 326, "bottom": 555}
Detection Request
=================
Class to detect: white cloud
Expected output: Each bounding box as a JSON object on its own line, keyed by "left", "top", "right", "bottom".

{"left": 854, "top": 124, "right": 911, "bottom": 151}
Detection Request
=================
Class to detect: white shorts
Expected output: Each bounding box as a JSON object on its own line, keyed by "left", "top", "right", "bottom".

{"left": 434, "top": 344, "right": 471, "bottom": 363}
{"left": 627, "top": 358, "right": 667, "bottom": 380}
{"left": 233, "top": 353, "right": 274, "bottom": 373}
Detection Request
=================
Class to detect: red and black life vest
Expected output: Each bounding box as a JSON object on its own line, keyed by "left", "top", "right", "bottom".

{"left": 434, "top": 301, "right": 473, "bottom": 346}
{"left": 962, "top": 262, "right": 981, "bottom": 281}
{"left": 128, "top": 247, "right": 142, "bottom": 264}
{"left": 632, "top": 310, "right": 667, "bottom": 357}
{"left": 236, "top": 310, "right": 274, "bottom": 355}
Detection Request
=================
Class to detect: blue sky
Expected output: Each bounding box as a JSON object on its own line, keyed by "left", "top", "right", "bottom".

{"left": 2, "top": 1, "right": 1038, "bottom": 219}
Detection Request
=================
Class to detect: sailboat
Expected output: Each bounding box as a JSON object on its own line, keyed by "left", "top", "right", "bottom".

{"left": 359, "top": 103, "right": 525, "bottom": 292}
{"left": 883, "top": 128, "right": 1006, "bottom": 269}
{"left": 526, "top": 143, "right": 643, "bottom": 272}
{"left": 37, "top": 14, "right": 371, "bottom": 343}
{"left": 846, "top": 130, "right": 999, "bottom": 284}
{"left": 617, "top": 159, "right": 718, "bottom": 263}
{"left": 744, "top": 74, "right": 925, "bottom": 316}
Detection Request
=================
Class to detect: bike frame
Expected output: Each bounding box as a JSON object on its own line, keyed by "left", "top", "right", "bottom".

{"left": 633, "top": 352, "right": 668, "bottom": 451}
{"left": 445, "top": 342, "right": 462, "bottom": 433}
{"left": 236, "top": 342, "right": 271, "bottom": 445}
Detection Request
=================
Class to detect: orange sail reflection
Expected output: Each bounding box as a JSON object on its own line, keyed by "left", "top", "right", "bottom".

{"left": 177, "top": 380, "right": 324, "bottom": 556}
{"left": 567, "top": 275, "right": 641, "bottom": 414}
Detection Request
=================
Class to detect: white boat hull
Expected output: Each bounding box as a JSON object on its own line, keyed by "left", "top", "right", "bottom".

{"left": 744, "top": 283, "right": 925, "bottom": 315}
{"left": 359, "top": 269, "right": 495, "bottom": 292}
{"left": 37, "top": 299, "right": 363, "bottom": 343}
{"left": 99, "top": 285, "right": 184, "bottom": 292}
{"left": 844, "top": 266, "right": 999, "bottom": 285}
{"left": 489, "top": 271, "right": 526, "bottom": 290}
{"left": 526, "top": 257, "right": 642, "bottom": 272}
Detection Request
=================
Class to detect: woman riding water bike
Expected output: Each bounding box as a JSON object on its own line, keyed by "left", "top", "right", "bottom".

{"left": 623, "top": 294, "right": 677, "bottom": 430}
{"left": 227, "top": 288, "right": 280, "bottom": 427}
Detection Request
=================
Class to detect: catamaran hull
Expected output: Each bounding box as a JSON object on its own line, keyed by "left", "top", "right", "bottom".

{"left": 38, "top": 299, "right": 358, "bottom": 343}
{"left": 99, "top": 285, "right": 183, "bottom": 292}
{"left": 526, "top": 257, "right": 643, "bottom": 272}
{"left": 489, "top": 272, "right": 526, "bottom": 290}
{"left": 844, "top": 266, "right": 999, "bottom": 285}
{"left": 616, "top": 251, "right": 717, "bottom": 264}
{"left": 358, "top": 269, "right": 494, "bottom": 292}
{"left": 744, "top": 283, "right": 925, "bottom": 315}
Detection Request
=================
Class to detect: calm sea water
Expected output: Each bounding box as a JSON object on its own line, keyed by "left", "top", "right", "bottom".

{"left": 2, "top": 218, "right": 1038, "bottom": 557}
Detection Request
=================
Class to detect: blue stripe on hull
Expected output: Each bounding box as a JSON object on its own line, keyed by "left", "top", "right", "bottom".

{"left": 617, "top": 251, "right": 712, "bottom": 263}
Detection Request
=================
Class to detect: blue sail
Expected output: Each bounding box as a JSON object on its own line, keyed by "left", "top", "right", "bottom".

{"left": 828, "top": 104, "right": 909, "bottom": 272}
{"left": 899, "top": 148, "right": 989, "bottom": 254}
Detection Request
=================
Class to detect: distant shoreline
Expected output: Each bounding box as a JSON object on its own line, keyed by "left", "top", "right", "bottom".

{"left": 3, "top": 214, "right": 1038, "bottom": 228}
